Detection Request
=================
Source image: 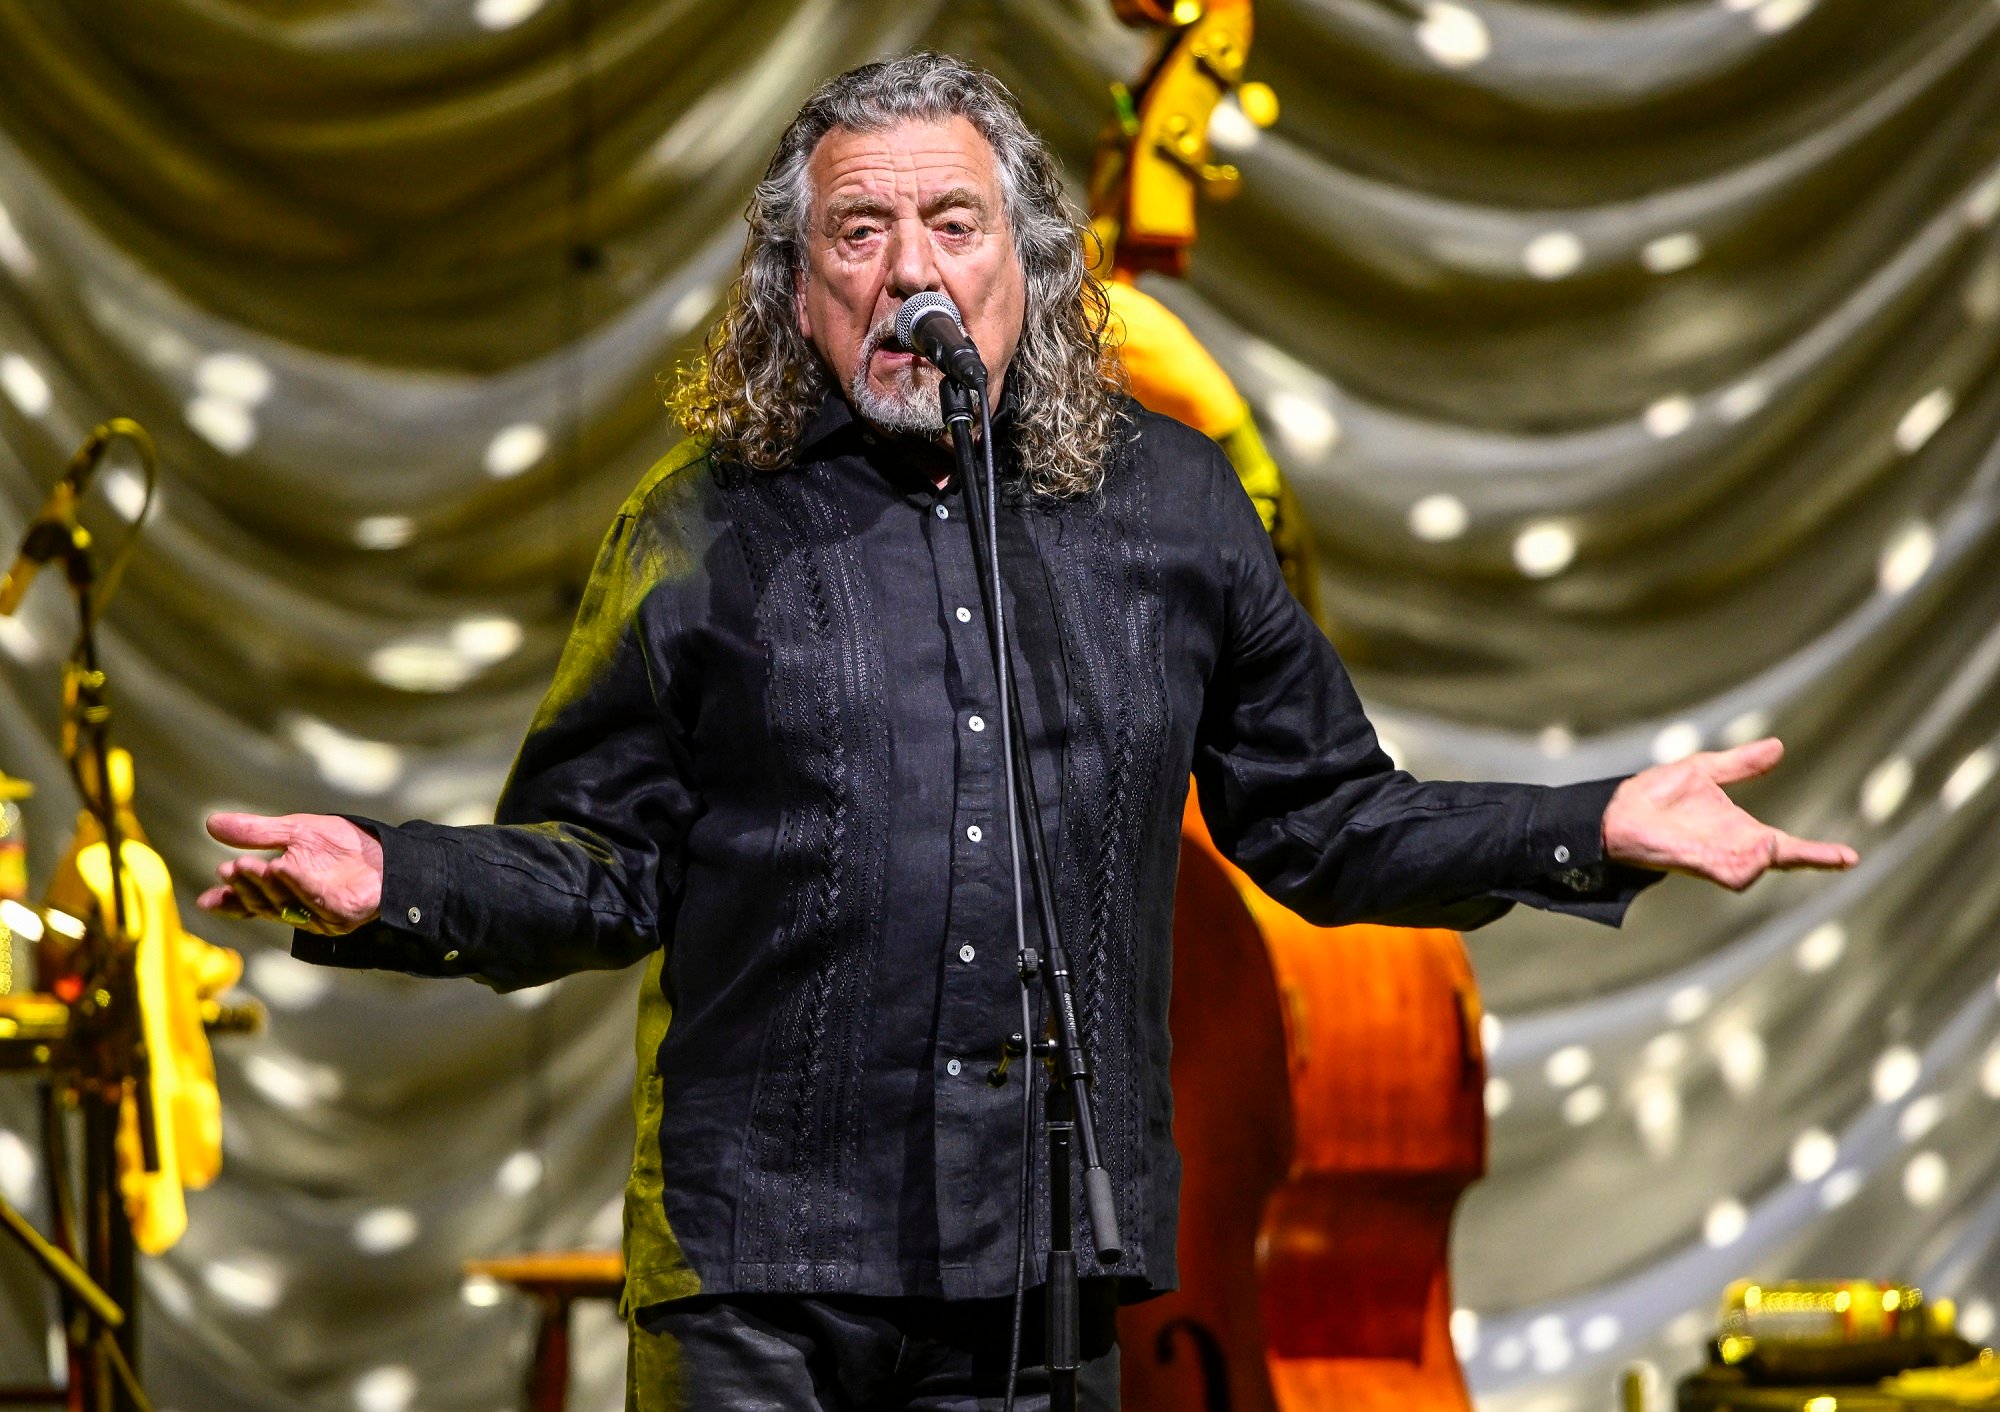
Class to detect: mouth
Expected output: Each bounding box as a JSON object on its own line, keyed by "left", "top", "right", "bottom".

{"left": 864, "top": 344, "right": 916, "bottom": 372}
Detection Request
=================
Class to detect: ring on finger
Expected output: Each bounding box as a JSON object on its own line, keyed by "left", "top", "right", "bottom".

{"left": 279, "top": 903, "right": 312, "bottom": 926}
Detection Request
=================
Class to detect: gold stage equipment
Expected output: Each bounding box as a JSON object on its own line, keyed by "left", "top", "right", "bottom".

{"left": 1084, "top": 0, "right": 1321, "bottom": 623}
{"left": 1677, "top": 1281, "right": 1999, "bottom": 1410}
{"left": 1089, "top": 0, "right": 1278, "bottom": 278}
{"left": 0, "top": 771, "right": 30, "bottom": 909}
{"left": 0, "top": 420, "right": 260, "bottom": 1412}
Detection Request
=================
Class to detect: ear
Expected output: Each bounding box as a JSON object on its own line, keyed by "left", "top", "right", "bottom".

{"left": 794, "top": 267, "right": 812, "bottom": 343}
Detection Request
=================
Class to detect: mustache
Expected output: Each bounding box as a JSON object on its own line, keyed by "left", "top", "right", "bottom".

{"left": 861, "top": 314, "right": 938, "bottom": 368}
{"left": 862, "top": 316, "right": 902, "bottom": 360}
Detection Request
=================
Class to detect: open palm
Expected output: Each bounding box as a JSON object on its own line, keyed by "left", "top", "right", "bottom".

{"left": 1602, "top": 737, "right": 1857, "bottom": 891}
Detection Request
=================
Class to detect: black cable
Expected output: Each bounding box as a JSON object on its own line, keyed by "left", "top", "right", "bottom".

{"left": 1004, "top": 946, "right": 1038, "bottom": 1412}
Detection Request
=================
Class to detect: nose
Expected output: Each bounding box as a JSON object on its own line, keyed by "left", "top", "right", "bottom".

{"left": 885, "top": 214, "right": 942, "bottom": 302}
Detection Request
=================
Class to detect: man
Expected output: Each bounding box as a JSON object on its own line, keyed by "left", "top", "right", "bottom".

{"left": 199, "top": 52, "right": 1855, "bottom": 1412}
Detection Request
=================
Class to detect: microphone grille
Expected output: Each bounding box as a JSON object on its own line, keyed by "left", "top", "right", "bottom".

{"left": 895, "top": 291, "right": 963, "bottom": 351}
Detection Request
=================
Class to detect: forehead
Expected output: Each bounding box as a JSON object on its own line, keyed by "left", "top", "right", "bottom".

{"left": 806, "top": 115, "right": 1000, "bottom": 210}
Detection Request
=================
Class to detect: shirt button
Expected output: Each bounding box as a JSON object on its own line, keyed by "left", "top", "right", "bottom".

{"left": 935, "top": 504, "right": 949, "bottom": 520}
{"left": 443, "top": 950, "right": 459, "bottom": 963}
{"left": 966, "top": 825, "right": 983, "bottom": 842}
{"left": 1554, "top": 845, "right": 1572, "bottom": 864}
{"left": 955, "top": 607, "right": 972, "bottom": 623}
{"left": 407, "top": 906, "right": 422, "bottom": 924}
{"left": 946, "top": 1058, "right": 962, "bottom": 1076}
{"left": 968, "top": 715, "right": 985, "bottom": 733}
{"left": 959, "top": 944, "right": 976, "bottom": 963}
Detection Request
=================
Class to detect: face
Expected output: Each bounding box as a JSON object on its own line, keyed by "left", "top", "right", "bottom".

{"left": 796, "top": 116, "right": 1027, "bottom": 436}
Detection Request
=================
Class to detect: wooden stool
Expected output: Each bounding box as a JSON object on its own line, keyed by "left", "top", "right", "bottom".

{"left": 464, "top": 1252, "right": 624, "bottom": 1412}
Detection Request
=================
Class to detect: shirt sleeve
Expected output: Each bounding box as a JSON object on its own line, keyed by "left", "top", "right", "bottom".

{"left": 1190, "top": 446, "right": 1660, "bottom": 930}
{"left": 292, "top": 475, "right": 703, "bottom": 991}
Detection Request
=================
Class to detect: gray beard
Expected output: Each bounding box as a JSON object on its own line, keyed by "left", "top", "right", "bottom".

{"left": 847, "top": 336, "right": 945, "bottom": 438}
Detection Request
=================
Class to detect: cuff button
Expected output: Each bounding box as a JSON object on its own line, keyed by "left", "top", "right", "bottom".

{"left": 407, "top": 906, "right": 423, "bottom": 924}
{"left": 1553, "top": 845, "right": 1571, "bottom": 864}
{"left": 444, "top": 950, "right": 459, "bottom": 963}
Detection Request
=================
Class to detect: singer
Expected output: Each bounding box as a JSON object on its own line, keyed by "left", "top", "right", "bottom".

{"left": 199, "top": 52, "right": 1856, "bottom": 1412}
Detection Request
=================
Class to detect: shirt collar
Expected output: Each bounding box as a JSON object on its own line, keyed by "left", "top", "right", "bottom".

{"left": 797, "top": 388, "right": 861, "bottom": 457}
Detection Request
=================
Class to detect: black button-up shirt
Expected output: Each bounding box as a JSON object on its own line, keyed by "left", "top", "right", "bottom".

{"left": 294, "top": 392, "right": 1655, "bottom": 1308}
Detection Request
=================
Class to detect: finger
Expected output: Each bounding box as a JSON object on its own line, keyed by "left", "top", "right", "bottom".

{"left": 228, "top": 886, "right": 283, "bottom": 921}
{"left": 1698, "top": 737, "right": 1785, "bottom": 786}
{"left": 266, "top": 859, "right": 333, "bottom": 919}
{"left": 196, "top": 885, "right": 252, "bottom": 918}
{"left": 219, "top": 855, "right": 292, "bottom": 883}
{"left": 1771, "top": 832, "right": 1859, "bottom": 871}
{"left": 232, "top": 885, "right": 285, "bottom": 921}
{"left": 228, "top": 862, "right": 303, "bottom": 918}
{"left": 206, "top": 812, "right": 298, "bottom": 851}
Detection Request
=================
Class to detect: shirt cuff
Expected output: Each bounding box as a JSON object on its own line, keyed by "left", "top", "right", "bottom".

{"left": 1498, "top": 776, "right": 1664, "bottom": 926}
{"left": 290, "top": 818, "right": 463, "bottom": 975}
{"left": 1524, "top": 776, "right": 1618, "bottom": 874}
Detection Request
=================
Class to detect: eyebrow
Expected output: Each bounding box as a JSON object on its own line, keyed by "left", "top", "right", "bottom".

{"left": 922, "top": 186, "right": 991, "bottom": 221}
{"left": 824, "top": 193, "right": 892, "bottom": 229}
{"left": 823, "top": 186, "right": 993, "bottom": 230}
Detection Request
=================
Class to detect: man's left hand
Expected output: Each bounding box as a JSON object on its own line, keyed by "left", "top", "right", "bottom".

{"left": 1602, "top": 736, "right": 1858, "bottom": 890}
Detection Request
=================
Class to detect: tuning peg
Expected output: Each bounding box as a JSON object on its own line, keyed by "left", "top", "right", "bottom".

{"left": 1109, "top": 0, "right": 1202, "bottom": 25}
{"left": 1199, "top": 163, "right": 1243, "bottom": 200}
{"left": 1236, "top": 81, "right": 1280, "bottom": 128}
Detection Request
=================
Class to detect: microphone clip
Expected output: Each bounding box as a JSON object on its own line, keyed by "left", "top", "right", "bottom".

{"left": 939, "top": 378, "right": 981, "bottom": 430}
{"left": 0, "top": 418, "right": 156, "bottom": 619}
{"left": 0, "top": 481, "right": 85, "bottom": 617}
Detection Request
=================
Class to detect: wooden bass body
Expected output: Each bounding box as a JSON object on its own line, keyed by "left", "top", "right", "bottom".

{"left": 1118, "top": 794, "right": 1488, "bottom": 1412}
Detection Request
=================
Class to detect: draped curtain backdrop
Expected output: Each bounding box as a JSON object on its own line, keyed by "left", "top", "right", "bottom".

{"left": 2, "top": 1, "right": 1998, "bottom": 1409}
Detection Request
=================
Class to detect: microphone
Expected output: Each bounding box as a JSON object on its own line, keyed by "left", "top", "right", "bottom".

{"left": 895, "top": 292, "right": 987, "bottom": 389}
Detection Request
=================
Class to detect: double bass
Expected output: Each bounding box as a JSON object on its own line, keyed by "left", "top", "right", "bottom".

{"left": 1091, "top": 7, "right": 1489, "bottom": 1409}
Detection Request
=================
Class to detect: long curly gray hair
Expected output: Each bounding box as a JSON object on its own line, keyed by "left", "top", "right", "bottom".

{"left": 669, "top": 52, "right": 1122, "bottom": 499}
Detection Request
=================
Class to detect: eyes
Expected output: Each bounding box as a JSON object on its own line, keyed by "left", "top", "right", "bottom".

{"left": 838, "top": 216, "right": 981, "bottom": 247}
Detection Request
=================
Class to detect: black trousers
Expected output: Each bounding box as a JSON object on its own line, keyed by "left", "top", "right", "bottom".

{"left": 633, "top": 1287, "right": 1122, "bottom": 1412}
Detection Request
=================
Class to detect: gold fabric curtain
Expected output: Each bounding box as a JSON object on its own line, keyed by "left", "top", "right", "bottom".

{"left": 1, "top": 2, "right": 1997, "bottom": 1408}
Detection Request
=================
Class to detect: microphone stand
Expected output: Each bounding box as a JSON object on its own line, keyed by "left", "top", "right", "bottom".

{"left": 938, "top": 378, "right": 1121, "bottom": 1412}
{"left": 1, "top": 419, "right": 161, "bottom": 1412}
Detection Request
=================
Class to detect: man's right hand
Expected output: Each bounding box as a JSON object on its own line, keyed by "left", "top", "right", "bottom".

{"left": 197, "top": 813, "right": 384, "bottom": 935}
